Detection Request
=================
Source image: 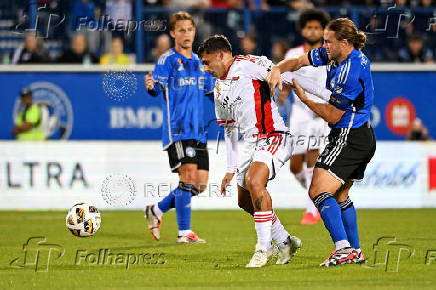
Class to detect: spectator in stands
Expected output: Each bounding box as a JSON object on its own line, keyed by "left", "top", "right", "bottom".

{"left": 407, "top": 118, "right": 430, "bottom": 141}
{"left": 289, "top": 0, "right": 313, "bottom": 10}
{"left": 211, "top": 0, "right": 243, "bottom": 8}
{"left": 240, "top": 34, "right": 258, "bottom": 55}
{"left": 398, "top": 34, "right": 434, "bottom": 64}
{"left": 106, "top": 0, "right": 132, "bottom": 22}
{"left": 100, "top": 37, "right": 130, "bottom": 65}
{"left": 71, "top": 0, "right": 96, "bottom": 31}
{"left": 11, "top": 33, "right": 50, "bottom": 64}
{"left": 152, "top": 34, "right": 171, "bottom": 60}
{"left": 271, "top": 38, "right": 290, "bottom": 63}
{"left": 12, "top": 88, "right": 45, "bottom": 141}
{"left": 58, "top": 33, "right": 98, "bottom": 64}
{"left": 420, "top": 0, "right": 433, "bottom": 7}
{"left": 167, "top": 0, "right": 210, "bottom": 8}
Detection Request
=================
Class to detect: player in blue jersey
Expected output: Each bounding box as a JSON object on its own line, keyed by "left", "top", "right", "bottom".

{"left": 144, "top": 12, "right": 214, "bottom": 243}
{"left": 266, "top": 18, "right": 376, "bottom": 266}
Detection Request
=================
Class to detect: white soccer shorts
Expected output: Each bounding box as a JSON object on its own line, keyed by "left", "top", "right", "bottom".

{"left": 289, "top": 115, "right": 329, "bottom": 156}
{"left": 236, "top": 133, "right": 293, "bottom": 189}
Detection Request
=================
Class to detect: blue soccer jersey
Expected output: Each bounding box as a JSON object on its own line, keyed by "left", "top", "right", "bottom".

{"left": 308, "top": 47, "right": 374, "bottom": 129}
{"left": 151, "top": 48, "right": 215, "bottom": 149}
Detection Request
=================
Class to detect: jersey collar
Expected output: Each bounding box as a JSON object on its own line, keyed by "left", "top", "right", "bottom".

{"left": 172, "top": 47, "right": 194, "bottom": 60}
{"left": 220, "top": 59, "right": 234, "bottom": 80}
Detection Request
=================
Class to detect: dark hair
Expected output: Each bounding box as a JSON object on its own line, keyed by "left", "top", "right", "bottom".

{"left": 298, "top": 9, "right": 330, "bottom": 31}
{"left": 198, "top": 35, "right": 232, "bottom": 57}
{"left": 169, "top": 11, "right": 195, "bottom": 31}
{"left": 326, "top": 18, "right": 367, "bottom": 50}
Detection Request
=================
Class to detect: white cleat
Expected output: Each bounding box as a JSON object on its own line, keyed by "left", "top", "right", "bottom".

{"left": 246, "top": 244, "right": 275, "bottom": 268}
{"left": 276, "top": 235, "right": 302, "bottom": 265}
{"left": 176, "top": 232, "right": 206, "bottom": 243}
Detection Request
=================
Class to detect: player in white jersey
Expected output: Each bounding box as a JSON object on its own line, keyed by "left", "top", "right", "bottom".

{"left": 280, "top": 9, "right": 331, "bottom": 225}
{"left": 198, "top": 35, "right": 302, "bottom": 268}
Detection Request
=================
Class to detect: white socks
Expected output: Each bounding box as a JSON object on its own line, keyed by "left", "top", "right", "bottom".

{"left": 178, "top": 229, "right": 192, "bottom": 237}
{"left": 254, "top": 211, "right": 273, "bottom": 250}
{"left": 271, "top": 211, "right": 290, "bottom": 249}
{"left": 335, "top": 240, "right": 351, "bottom": 250}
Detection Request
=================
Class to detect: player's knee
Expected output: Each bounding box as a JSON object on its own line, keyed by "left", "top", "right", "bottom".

{"left": 308, "top": 186, "right": 319, "bottom": 200}
{"left": 244, "top": 175, "right": 264, "bottom": 193}
{"left": 179, "top": 167, "right": 197, "bottom": 184}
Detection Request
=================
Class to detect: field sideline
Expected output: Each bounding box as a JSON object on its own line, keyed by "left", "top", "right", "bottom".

{"left": 1, "top": 209, "right": 435, "bottom": 289}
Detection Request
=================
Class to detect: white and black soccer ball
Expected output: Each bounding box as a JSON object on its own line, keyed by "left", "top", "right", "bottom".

{"left": 66, "top": 202, "right": 101, "bottom": 237}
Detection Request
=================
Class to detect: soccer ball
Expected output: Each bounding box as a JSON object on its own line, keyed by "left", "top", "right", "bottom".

{"left": 66, "top": 202, "right": 101, "bottom": 237}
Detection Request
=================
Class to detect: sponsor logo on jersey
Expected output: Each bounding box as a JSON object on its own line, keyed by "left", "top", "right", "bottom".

{"left": 177, "top": 58, "right": 184, "bottom": 71}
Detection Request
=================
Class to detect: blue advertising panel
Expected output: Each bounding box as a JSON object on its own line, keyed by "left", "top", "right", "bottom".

{"left": 0, "top": 71, "right": 220, "bottom": 141}
{"left": 1, "top": 70, "right": 435, "bottom": 140}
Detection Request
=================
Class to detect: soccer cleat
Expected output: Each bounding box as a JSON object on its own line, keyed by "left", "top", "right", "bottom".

{"left": 276, "top": 235, "right": 302, "bottom": 265}
{"left": 246, "top": 244, "right": 275, "bottom": 268}
{"left": 320, "top": 247, "right": 359, "bottom": 267}
{"left": 354, "top": 251, "right": 366, "bottom": 264}
{"left": 145, "top": 205, "right": 162, "bottom": 240}
{"left": 300, "top": 211, "right": 322, "bottom": 225}
{"left": 176, "top": 232, "right": 206, "bottom": 243}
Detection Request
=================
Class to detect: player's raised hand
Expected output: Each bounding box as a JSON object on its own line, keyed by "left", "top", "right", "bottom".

{"left": 266, "top": 66, "right": 282, "bottom": 96}
{"left": 220, "top": 172, "right": 235, "bottom": 196}
{"left": 291, "top": 79, "right": 308, "bottom": 102}
{"left": 144, "top": 72, "right": 155, "bottom": 91}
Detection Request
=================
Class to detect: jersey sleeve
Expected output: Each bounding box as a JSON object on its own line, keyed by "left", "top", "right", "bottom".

{"left": 153, "top": 54, "right": 172, "bottom": 88}
{"left": 238, "top": 55, "right": 274, "bottom": 80}
{"left": 329, "top": 59, "right": 363, "bottom": 111}
{"left": 308, "top": 47, "right": 329, "bottom": 67}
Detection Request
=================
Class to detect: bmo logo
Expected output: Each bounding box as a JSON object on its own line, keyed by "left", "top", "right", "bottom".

{"left": 110, "top": 107, "right": 163, "bottom": 129}
{"left": 385, "top": 97, "right": 416, "bottom": 135}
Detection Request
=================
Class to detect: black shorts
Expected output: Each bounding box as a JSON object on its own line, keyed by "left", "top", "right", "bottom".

{"left": 316, "top": 122, "right": 376, "bottom": 184}
{"left": 166, "top": 140, "right": 209, "bottom": 173}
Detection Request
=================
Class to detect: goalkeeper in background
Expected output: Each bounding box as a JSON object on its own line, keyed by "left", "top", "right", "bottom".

{"left": 143, "top": 11, "right": 214, "bottom": 243}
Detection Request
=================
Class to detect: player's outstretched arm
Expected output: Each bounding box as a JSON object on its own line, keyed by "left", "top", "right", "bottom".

{"left": 292, "top": 79, "right": 345, "bottom": 125}
{"left": 266, "top": 54, "right": 310, "bottom": 96}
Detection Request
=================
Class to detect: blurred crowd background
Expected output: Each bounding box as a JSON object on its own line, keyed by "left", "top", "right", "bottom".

{"left": 0, "top": 0, "right": 434, "bottom": 65}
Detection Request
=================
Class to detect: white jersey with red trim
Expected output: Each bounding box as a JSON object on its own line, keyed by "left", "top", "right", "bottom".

{"left": 214, "top": 55, "right": 287, "bottom": 141}
{"left": 285, "top": 45, "right": 327, "bottom": 120}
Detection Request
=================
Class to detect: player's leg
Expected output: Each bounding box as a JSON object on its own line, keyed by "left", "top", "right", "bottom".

{"left": 237, "top": 185, "right": 254, "bottom": 215}
{"left": 145, "top": 142, "right": 183, "bottom": 240}
{"left": 335, "top": 180, "right": 365, "bottom": 263}
{"left": 237, "top": 183, "right": 297, "bottom": 263}
{"left": 309, "top": 168, "right": 358, "bottom": 266}
{"left": 196, "top": 142, "right": 209, "bottom": 193}
{"left": 176, "top": 141, "right": 208, "bottom": 243}
{"left": 243, "top": 161, "right": 275, "bottom": 267}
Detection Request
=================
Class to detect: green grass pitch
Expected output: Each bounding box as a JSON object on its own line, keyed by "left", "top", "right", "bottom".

{"left": 1, "top": 209, "right": 435, "bottom": 289}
